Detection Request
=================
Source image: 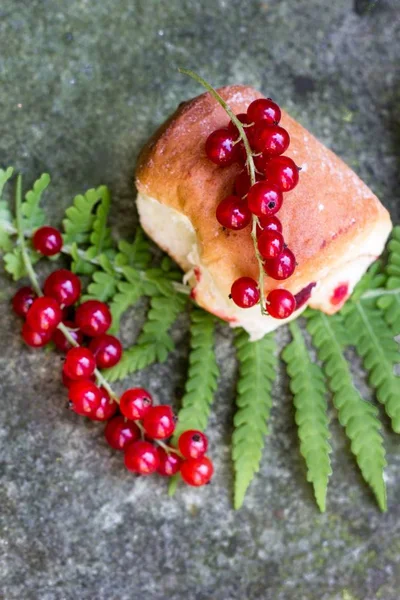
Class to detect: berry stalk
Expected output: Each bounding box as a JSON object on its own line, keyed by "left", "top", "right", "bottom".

{"left": 179, "top": 68, "right": 268, "bottom": 314}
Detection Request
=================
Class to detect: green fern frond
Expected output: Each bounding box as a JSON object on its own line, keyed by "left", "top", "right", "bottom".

{"left": 85, "top": 186, "right": 113, "bottom": 258}
{"left": 115, "top": 228, "right": 152, "bottom": 270}
{"left": 62, "top": 187, "right": 106, "bottom": 246}
{"left": 105, "top": 293, "right": 187, "bottom": 382}
{"left": 20, "top": 173, "right": 50, "bottom": 231}
{"left": 0, "top": 168, "right": 14, "bottom": 252}
{"left": 232, "top": 330, "right": 277, "bottom": 510}
{"left": 172, "top": 309, "right": 219, "bottom": 442}
{"left": 3, "top": 246, "right": 40, "bottom": 280}
{"left": 307, "top": 311, "right": 387, "bottom": 511}
{"left": 69, "top": 242, "right": 97, "bottom": 275}
{"left": 377, "top": 226, "right": 400, "bottom": 334}
{"left": 344, "top": 302, "right": 400, "bottom": 432}
{"left": 82, "top": 271, "right": 119, "bottom": 303}
{"left": 108, "top": 281, "right": 144, "bottom": 334}
{"left": 282, "top": 321, "right": 332, "bottom": 512}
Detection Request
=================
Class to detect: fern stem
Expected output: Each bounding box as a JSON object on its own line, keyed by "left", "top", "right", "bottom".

{"left": 179, "top": 68, "right": 267, "bottom": 315}
{"left": 361, "top": 287, "right": 400, "bottom": 300}
{"left": 15, "top": 175, "right": 43, "bottom": 297}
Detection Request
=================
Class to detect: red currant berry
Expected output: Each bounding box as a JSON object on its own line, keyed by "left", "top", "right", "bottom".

{"left": 120, "top": 388, "right": 153, "bottom": 420}
{"left": 12, "top": 286, "right": 36, "bottom": 318}
{"left": 205, "top": 128, "right": 238, "bottom": 167}
{"left": 266, "top": 289, "right": 296, "bottom": 319}
{"left": 257, "top": 230, "right": 284, "bottom": 260}
{"left": 253, "top": 153, "right": 271, "bottom": 173}
{"left": 178, "top": 430, "right": 208, "bottom": 459}
{"left": 265, "top": 156, "right": 299, "bottom": 192}
{"left": 104, "top": 416, "right": 140, "bottom": 450}
{"left": 124, "top": 441, "right": 160, "bottom": 475}
{"left": 247, "top": 182, "right": 283, "bottom": 217}
{"left": 264, "top": 247, "right": 296, "bottom": 280}
{"left": 75, "top": 300, "right": 112, "bottom": 337}
{"left": 88, "top": 334, "right": 122, "bottom": 369}
{"left": 230, "top": 277, "right": 260, "bottom": 308}
{"left": 180, "top": 456, "right": 214, "bottom": 486}
{"left": 247, "top": 98, "right": 281, "bottom": 125}
{"left": 256, "top": 215, "right": 283, "bottom": 238}
{"left": 62, "top": 370, "right": 96, "bottom": 388}
{"left": 68, "top": 380, "right": 102, "bottom": 416}
{"left": 64, "top": 347, "right": 96, "bottom": 380}
{"left": 227, "top": 113, "right": 256, "bottom": 148}
{"left": 156, "top": 448, "right": 182, "bottom": 476}
{"left": 90, "top": 388, "right": 117, "bottom": 421}
{"left": 21, "top": 322, "right": 52, "bottom": 347}
{"left": 143, "top": 405, "right": 176, "bottom": 440}
{"left": 26, "top": 296, "right": 62, "bottom": 333}
{"left": 253, "top": 123, "right": 290, "bottom": 156}
{"left": 52, "top": 321, "right": 83, "bottom": 352}
{"left": 216, "top": 195, "right": 251, "bottom": 230}
{"left": 32, "top": 226, "right": 63, "bottom": 256}
{"left": 44, "top": 269, "right": 81, "bottom": 307}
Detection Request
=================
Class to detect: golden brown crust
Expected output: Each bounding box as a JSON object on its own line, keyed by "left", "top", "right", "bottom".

{"left": 136, "top": 86, "right": 391, "bottom": 297}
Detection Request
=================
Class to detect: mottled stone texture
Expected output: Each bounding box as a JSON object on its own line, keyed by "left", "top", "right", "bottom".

{"left": 1, "top": 1, "right": 400, "bottom": 599}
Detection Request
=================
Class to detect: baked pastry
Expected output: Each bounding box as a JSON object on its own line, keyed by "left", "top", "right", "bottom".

{"left": 135, "top": 86, "right": 392, "bottom": 340}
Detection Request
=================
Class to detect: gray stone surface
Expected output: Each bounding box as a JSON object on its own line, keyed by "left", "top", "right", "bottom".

{"left": 1, "top": 1, "right": 400, "bottom": 599}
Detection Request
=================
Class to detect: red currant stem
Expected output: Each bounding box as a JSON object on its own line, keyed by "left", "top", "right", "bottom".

{"left": 179, "top": 68, "right": 267, "bottom": 315}
{"left": 15, "top": 175, "right": 43, "bottom": 298}
{"left": 135, "top": 420, "right": 184, "bottom": 457}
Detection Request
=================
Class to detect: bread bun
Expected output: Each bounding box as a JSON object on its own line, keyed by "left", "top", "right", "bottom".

{"left": 135, "top": 86, "right": 392, "bottom": 340}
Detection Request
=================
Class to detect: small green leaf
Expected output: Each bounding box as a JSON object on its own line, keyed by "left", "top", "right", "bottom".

{"left": 108, "top": 281, "right": 144, "bottom": 334}
{"left": 20, "top": 173, "right": 50, "bottom": 231}
{"left": 0, "top": 167, "right": 14, "bottom": 197}
{"left": 232, "top": 330, "right": 277, "bottom": 510}
{"left": 82, "top": 270, "right": 118, "bottom": 303}
{"left": 62, "top": 186, "right": 105, "bottom": 246}
{"left": 86, "top": 186, "right": 113, "bottom": 256}
{"left": 69, "top": 242, "right": 96, "bottom": 275}
{"left": 0, "top": 201, "right": 14, "bottom": 251}
{"left": 4, "top": 245, "right": 40, "bottom": 281}
{"left": 283, "top": 321, "right": 332, "bottom": 512}
{"left": 115, "top": 228, "right": 152, "bottom": 270}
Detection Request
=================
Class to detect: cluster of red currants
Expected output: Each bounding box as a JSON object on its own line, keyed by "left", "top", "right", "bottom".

{"left": 206, "top": 98, "right": 300, "bottom": 320}
{"left": 11, "top": 225, "right": 214, "bottom": 487}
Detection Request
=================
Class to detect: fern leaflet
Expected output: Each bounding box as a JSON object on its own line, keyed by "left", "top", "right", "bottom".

{"left": 233, "top": 330, "right": 277, "bottom": 509}
{"left": 105, "top": 293, "right": 187, "bottom": 382}
{"left": 62, "top": 187, "right": 105, "bottom": 246}
{"left": 377, "top": 226, "right": 400, "bottom": 334}
{"left": 307, "top": 311, "right": 387, "bottom": 511}
{"left": 282, "top": 321, "right": 332, "bottom": 512}
{"left": 20, "top": 173, "right": 50, "bottom": 231}
{"left": 115, "top": 228, "right": 152, "bottom": 270}
{"left": 344, "top": 302, "right": 400, "bottom": 432}
{"left": 86, "top": 186, "right": 113, "bottom": 258}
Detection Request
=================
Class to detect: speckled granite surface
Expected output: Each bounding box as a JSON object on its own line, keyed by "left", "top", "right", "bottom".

{"left": 1, "top": 1, "right": 400, "bottom": 599}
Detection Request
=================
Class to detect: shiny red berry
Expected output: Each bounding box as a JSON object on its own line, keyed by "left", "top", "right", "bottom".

{"left": 180, "top": 456, "right": 214, "bottom": 486}
{"left": 247, "top": 98, "right": 281, "bottom": 125}
{"left": 68, "top": 380, "right": 102, "bottom": 416}
{"left": 230, "top": 277, "right": 260, "bottom": 308}
{"left": 216, "top": 195, "right": 251, "bottom": 230}
{"left": 247, "top": 182, "right": 283, "bottom": 217}
{"left": 89, "top": 334, "right": 122, "bottom": 369}
{"left": 205, "top": 128, "right": 238, "bottom": 167}
{"left": 143, "top": 405, "right": 176, "bottom": 440}
{"left": 253, "top": 153, "right": 271, "bottom": 173}
{"left": 178, "top": 430, "right": 208, "bottom": 459}
{"left": 90, "top": 388, "right": 117, "bottom": 421}
{"left": 266, "top": 289, "right": 296, "bottom": 319}
{"left": 124, "top": 441, "right": 160, "bottom": 475}
{"left": 75, "top": 300, "right": 112, "bottom": 337}
{"left": 256, "top": 215, "right": 283, "bottom": 238}
{"left": 253, "top": 123, "right": 290, "bottom": 155}
{"left": 119, "top": 388, "right": 153, "bottom": 420}
{"left": 234, "top": 170, "right": 264, "bottom": 198}
{"left": 104, "top": 416, "right": 140, "bottom": 450}
{"left": 264, "top": 247, "right": 296, "bottom": 280}
{"left": 257, "top": 230, "right": 284, "bottom": 260}
{"left": 62, "top": 370, "right": 96, "bottom": 388}
{"left": 52, "top": 321, "right": 83, "bottom": 352}
{"left": 12, "top": 286, "right": 36, "bottom": 318}
{"left": 265, "top": 156, "right": 299, "bottom": 191}
{"left": 21, "top": 322, "right": 52, "bottom": 347}
{"left": 26, "top": 296, "right": 62, "bottom": 333}
{"left": 44, "top": 269, "right": 81, "bottom": 307}
{"left": 32, "top": 226, "right": 63, "bottom": 256}
{"left": 157, "top": 448, "right": 182, "bottom": 476}
{"left": 64, "top": 347, "right": 96, "bottom": 380}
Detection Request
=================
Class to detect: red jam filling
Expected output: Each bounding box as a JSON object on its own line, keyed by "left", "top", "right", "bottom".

{"left": 330, "top": 283, "right": 349, "bottom": 306}
{"left": 294, "top": 282, "right": 316, "bottom": 309}
{"left": 194, "top": 267, "right": 201, "bottom": 283}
